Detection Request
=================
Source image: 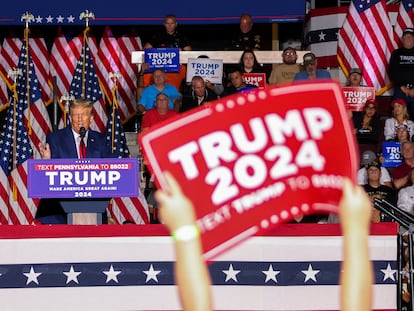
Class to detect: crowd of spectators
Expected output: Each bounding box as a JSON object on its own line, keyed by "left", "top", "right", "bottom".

{"left": 136, "top": 15, "right": 414, "bottom": 230}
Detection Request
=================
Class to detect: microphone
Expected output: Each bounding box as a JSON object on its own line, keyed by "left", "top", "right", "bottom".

{"left": 79, "top": 127, "right": 86, "bottom": 139}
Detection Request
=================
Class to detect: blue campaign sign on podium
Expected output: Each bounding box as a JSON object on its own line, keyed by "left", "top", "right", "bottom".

{"left": 27, "top": 158, "right": 139, "bottom": 199}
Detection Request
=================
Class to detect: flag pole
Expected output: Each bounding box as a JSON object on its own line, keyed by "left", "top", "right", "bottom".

{"left": 109, "top": 72, "right": 121, "bottom": 153}
{"left": 21, "top": 12, "right": 34, "bottom": 135}
{"left": 7, "top": 68, "right": 23, "bottom": 201}
{"left": 60, "top": 94, "right": 75, "bottom": 128}
{"left": 79, "top": 10, "right": 95, "bottom": 98}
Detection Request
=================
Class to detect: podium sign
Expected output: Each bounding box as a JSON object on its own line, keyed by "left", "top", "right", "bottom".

{"left": 140, "top": 82, "right": 358, "bottom": 260}
{"left": 27, "top": 158, "right": 139, "bottom": 199}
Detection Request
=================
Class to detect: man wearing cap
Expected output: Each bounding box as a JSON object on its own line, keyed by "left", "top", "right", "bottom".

{"left": 269, "top": 47, "right": 301, "bottom": 85}
{"left": 363, "top": 161, "right": 395, "bottom": 222}
{"left": 389, "top": 27, "right": 414, "bottom": 116}
{"left": 346, "top": 68, "right": 364, "bottom": 87}
{"left": 293, "top": 52, "right": 331, "bottom": 81}
{"left": 357, "top": 150, "right": 392, "bottom": 188}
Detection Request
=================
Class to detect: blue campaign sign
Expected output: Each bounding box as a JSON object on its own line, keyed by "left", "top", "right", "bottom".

{"left": 382, "top": 141, "right": 402, "bottom": 168}
{"left": 0, "top": 0, "right": 306, "bottom": 25}
{"left": 27, "top": 158, "right": 139, "bottom": 198}
{"left": 144, "top": 48, "right": 180, "bottom": 73}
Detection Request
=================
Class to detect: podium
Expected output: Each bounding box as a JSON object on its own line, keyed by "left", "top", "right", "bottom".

{"left": 60, "top": 199, "right": 110, "bottom": 224}
{"left": 28, "top": 158, "right": 140, "bottom": 225}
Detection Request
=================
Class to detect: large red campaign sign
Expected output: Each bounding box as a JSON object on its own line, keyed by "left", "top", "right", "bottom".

{"left": 140, "top": 81, "right": 358, "bottom": 260}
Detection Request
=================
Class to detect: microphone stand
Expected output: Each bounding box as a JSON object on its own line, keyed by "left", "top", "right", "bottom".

{"left": 373, "top": 199, "right": 414, "bottom": 311}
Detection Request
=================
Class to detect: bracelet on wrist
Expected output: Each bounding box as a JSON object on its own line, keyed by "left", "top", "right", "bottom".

{"left": 172, "top": 225, "right": 199, "bottom": 242}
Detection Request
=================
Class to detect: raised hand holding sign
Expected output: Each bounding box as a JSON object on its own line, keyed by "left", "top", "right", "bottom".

{"left": 140, "top": 81, "right": 358, "bottom": 260}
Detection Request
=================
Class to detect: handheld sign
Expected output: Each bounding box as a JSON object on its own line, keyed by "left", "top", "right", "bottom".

{"left": 382, "top": 141, "right": 402, "bottom": 168}
{"left": 186, "top": 58, "right": 223, "bottom": 84}
{"left": 243, "top": 73, "right": 267, "bottom": 88}
{"left": 27, "top": 158, "right": 139, "bottom": 198}
{"left": 342, "top": 86, "right": 375, "bottom": 111}
{"left": 140, "top": 81, "right": 358, "bottom": 260}
{"left": 144, "top": 48, "right": 180, "bottom": 73}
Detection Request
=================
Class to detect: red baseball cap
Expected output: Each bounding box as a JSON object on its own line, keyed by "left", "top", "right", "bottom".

{"left": 364, "top": 99, "right": 377, "bottom": 108}
{"left": 391, "top": 98, "right": 407, "bottom": 107}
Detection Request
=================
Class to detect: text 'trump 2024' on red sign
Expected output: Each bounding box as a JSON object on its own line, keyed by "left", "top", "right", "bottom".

{"left": 140, "top": 81, "right": 358, "bottom": 260}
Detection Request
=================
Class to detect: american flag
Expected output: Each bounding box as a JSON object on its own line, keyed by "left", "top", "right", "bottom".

{"left": 337, "top": 0, "right": 398, "bottom": 95}
{"left": 95, "top": 26, "right": 142, "bottom": 122}
{"left": 105, "top": 95, "right": 149, "bottom": 224}
{"left": 7, "top": 36, "right": 52, "bottom": 224}
{"left": 0, "top": 60, "right": 40, "bottom": 224}
{"left": 28, "top": 37, "right": 53, "bottom": 106}
{"left": 69, "top": 33, "right": 107, "bottom": 133}
{"left": 0, "top": 224, "right": 397, "bottom": 310}
{"left": 0, "top": 38, "right": 21, "bottom": 111}
{"left": 50, "top": 28, "right": 82, "bottom": 116}
{"left": 0, "top": 44, "right": 8, "bottom": 108}
{"left": 394, "top": 0, "right": 414, "bottom": 46}
{"left": 117, "top": 33, "right": 142, "bottom": 121}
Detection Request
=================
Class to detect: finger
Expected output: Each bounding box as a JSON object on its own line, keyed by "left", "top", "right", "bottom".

{"left": 163, "top": 171, "right": 183, "bottom": 195}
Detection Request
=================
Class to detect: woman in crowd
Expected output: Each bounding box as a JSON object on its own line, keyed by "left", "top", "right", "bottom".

{"left": 352, "top": 99, "right": 381, "bottom": 155}
{"left": 384, "top": 98, "right": 414, "bottom": 141}
{"left": 237, "top": 49, "right": 269, "bottom": 82}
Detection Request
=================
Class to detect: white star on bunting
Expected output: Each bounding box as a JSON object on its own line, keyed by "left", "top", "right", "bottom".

{"left": 302, "top": 264, "right": 320, "bottom": 283}
{"left": 103, "top": 265, "right": 122, "bottom": 283}
{"left": 381, "top": 263, "right": 397, "bottom": 281}
{"left": 63, "top": 265, "right": 82, "bottom": 284}
{"left": 223, "top": 264, "right": 241, "bottom": 282}
{"left": 143, "top": 264, "right": 161, "bottom": 283}
{"left": 24, "top": 266, "right": 42, "bottom": 285}
{"left": 262, "top": 264, "right": 280, "bottom": 283}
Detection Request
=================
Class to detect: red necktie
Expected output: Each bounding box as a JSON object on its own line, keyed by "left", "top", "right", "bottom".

{"left": 79, "top": 138, "right": 87, "bottom": 158}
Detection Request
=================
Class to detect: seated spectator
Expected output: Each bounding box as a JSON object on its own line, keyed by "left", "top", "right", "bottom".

{"left": 269, "top": 47, "right": 301, "bottom": 85}
{"left": 139, "top": 92, "right": 179, "bottom": 222}
{"left": 392, "top": 141, "right": 414, "bottom": 189}
{"left": 238, "top": 49, "right": 268, "bottom": 82}
{"left": 181, "top": 76, "right": 218, "bottom": 113}
{"left": 397, "top": 168, "right": 414, "bottom": 215}
{"left": 357, "top": 150, "right": 392, "bottom": 188}
{"left": 180, "top": 55, "right": 224, "bottom": 97}
{"left": 140, "top": 93, "right": 179, "bottom": 132}
{"left": 138, "top": 68, "right": 181, "bottom": 113}
{"left": 395, "top": 124, "right": 411, "bottom": 143}
{"left": 352, "top": 99, "right": 381, "bottom": 155}
{"left": 293, "top": 52, "right": 331, "bottom": 81}
{"left": 222, "top": 69, "right": 258, "bottom": 97}
{"left": 384, "top": 98, "right": 414, "bottom": 141}
{"left": 346, "top": 68, "right": 364, "bottom": 86}
{"left": 363, "top": 161, "right": 395, "bottom": 222}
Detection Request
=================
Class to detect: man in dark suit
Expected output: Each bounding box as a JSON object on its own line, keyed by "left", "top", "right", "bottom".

{"left": 37, "top": 98, "right": 113, "bottom": 223}
{"left": 181, "top": 76, "right": 218, "bottom": 113}
{"left": 39, "top": 99, "right": 111, "bottom": 159}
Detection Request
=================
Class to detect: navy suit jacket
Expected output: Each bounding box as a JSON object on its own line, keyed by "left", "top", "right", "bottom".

{"left": 46, "top": 126, "right": 112, "bottom": 159}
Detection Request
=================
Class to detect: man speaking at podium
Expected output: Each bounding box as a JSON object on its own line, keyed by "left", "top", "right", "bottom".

{"left": 37, "top": 98, "right": 113, "bottom": 224}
